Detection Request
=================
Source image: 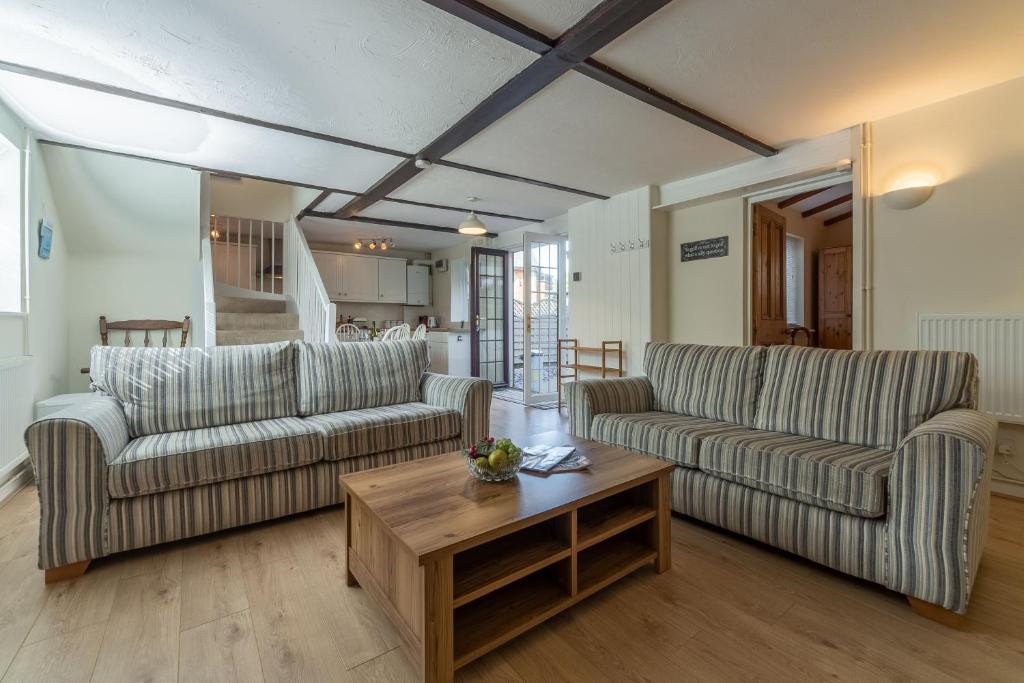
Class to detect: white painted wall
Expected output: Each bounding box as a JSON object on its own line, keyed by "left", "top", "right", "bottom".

{"left": 210, "top": 176, "right": 296, "bottom": 222}
{"left": 39, "top": 146, "right": 202, "bottom": 391}
{"left": 0, "top": 99, "right": 68, "bottom": 401}
{"left": 567, "top": 186, "right": 667, "bottom": 375}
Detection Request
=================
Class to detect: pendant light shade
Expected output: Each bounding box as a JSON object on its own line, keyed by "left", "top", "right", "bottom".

{"left": 458, "top": 211, "right": 487, "bottom": 236}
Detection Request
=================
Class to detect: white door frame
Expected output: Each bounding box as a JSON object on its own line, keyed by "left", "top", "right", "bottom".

{"left": 522, "top": 232, "right": 566, "bottom": 405}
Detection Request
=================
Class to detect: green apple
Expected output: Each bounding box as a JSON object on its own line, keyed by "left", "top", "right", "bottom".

{"left": 474, "top": 456, "right": 489, "bottom": 470}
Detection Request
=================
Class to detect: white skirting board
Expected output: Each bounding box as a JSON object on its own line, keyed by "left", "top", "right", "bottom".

{"left": 993, "top": 477, "right": 1024, "bottom": 500}
{"left": 0, "top": 456, "right": 32, "bottom": 506}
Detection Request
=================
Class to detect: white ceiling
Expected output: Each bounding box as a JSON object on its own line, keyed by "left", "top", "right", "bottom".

{"left": 776, "top": 182, "right": 853, "bottom": 223}
{"left": 301, "top": 216, "right": 466, "bottom": 250}
{"left": 594, "top": 0, "right": 1024, "bottom": 146}
{"left": 2, "top": 0, "right": 1023, "bottom": 250}
{"left": 361, "top": 201, "right": 531, "bottom": 232}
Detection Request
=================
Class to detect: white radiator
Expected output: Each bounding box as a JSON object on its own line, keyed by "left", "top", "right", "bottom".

{"left": 0, "top": 357, "right": 33, "bottom": 481}
{"left": 919, "top": 314, "right": 1024, "bottom": 424}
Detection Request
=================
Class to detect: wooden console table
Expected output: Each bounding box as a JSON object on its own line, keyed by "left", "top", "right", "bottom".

{"left": 339, "top": 443, "right": 672, "bottom": 682}
{"left": 556, "top": 339, "right": 624, "bottom": 411}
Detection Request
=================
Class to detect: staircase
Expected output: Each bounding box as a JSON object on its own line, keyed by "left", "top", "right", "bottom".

{"left": 215, "top": 296, "right": 304, "bottom": 346}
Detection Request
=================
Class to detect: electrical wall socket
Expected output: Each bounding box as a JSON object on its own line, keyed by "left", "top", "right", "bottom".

{"left": 996, "top": 439, "right": 1015, "bottom": 457}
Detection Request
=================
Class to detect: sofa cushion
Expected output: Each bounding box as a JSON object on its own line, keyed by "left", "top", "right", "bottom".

{"left": 591, "top": 411, "right": 751, "bottom": 467}
{"left": 296, "top": 340, "right": 429, "bottom": 416}
{"left": 643, "top": 343, "right": 767, "bottom": 426}
{"left": 753, "top": 346, "right": 978, "bottom": 450}
{"left": 108, "top": 416, "right": 321, "bottom": 498}
{"left": 698, "top": 428, "right": 894, "bottom": 518}
{"left": 306, "top": 402, "right": 461, "bottom": 461}
{"left": 90, "top": 342, "right": 298, "bottom": 438}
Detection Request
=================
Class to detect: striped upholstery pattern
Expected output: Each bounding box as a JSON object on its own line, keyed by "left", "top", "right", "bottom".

{"left": 699, "top": 429, "right": 893, "bottom": 518}
{"left": 419, "top": 372, "right": 493, "bottom": 447}
{"left": 887, "top": 409, "right": 996, "bottom": 613}
{"left": 90, "top": 342, "right": 298, "bottom": 437}
{"left": 24, "top": 396, "right": 129, "bottom": 570}
{"left": 295, "top": 340, "right": 429, "bottom": 415}
{"left": 107, "top": 438, "right": 462, "bottom": 553}
{"left": 566, "top": 377, "right": 654, "bottom": 439}
{"left": 306, "top": 403, "right": 461, "bottom": 461}
{"left": 107, "top": 417, "right": 322, "bottom": 499}
{"left": 590, "top": 412, "right": 749, "bottom": 467}
{"left": 644, "top": 343, "right": 767, "bottom": 426}
{"left": 754, "top": 346, "right": 978, "bottom": 449}
{"left": 672, "top": 466, "right": 887, "bottom": 584}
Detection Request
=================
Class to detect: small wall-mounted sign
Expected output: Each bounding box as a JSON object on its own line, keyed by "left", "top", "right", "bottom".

{"left": 680, "top": 236, "right": 728, "bottom": 262}
{"left": 38, "top": 218, "right": 54, "bottom": 260}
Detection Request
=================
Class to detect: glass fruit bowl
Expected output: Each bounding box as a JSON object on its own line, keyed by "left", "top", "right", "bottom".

{"left": 464, "top": 436, "right": 522, "bottom": 482}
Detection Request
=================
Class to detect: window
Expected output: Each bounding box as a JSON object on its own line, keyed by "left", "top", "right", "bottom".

{"left": 0, "top": 134, "right": 21, "bottom": 313}
{"left": 785, "top": 234, "right": 804, "bottom": 326}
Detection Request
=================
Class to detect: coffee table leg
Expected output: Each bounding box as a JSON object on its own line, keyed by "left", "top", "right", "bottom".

{"left": 345, "top": 492, "right": 359, "bottom": 587}
{"left": 422, "top": 555, "right": 454, "bottom": 683}
{"left": 654, "top": 473, "right": 672, "bottom": 573}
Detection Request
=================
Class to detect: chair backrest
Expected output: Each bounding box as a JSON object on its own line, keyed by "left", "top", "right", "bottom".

{"left": 379, "top": 323, "right": 411, "bottom": 341}
{"left": 412, "top": 324, "right": 427, "bottom": 340}
{"left": 336, "top": 323, "right": 362, "bottom": 342}
{"left": 99, "top": 315, "right": 191, "bottom": 347}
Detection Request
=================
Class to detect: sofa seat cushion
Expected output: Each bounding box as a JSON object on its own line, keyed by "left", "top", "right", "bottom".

{"left": 591, "top": 412, "right": 750, "bottom": 467}
{"left": 108, "top": 417, "right": 322, "bottom": 498}
{"left": 698, "top": 429, "right": 894, "bottom": 518}
{"left": 306, "top": 402, "right": 461, "bottom": 461}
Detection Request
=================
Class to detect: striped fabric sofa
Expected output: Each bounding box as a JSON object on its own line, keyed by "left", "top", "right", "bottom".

{"left": 567, "top": 342, "right": 997, "bottom": 620}
{"left": 25, "top": 339, "right": 491, "bottom": 579}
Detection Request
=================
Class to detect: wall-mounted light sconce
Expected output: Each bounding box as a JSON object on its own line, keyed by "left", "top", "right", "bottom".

{"left": 882, "top": 171, "right": 937, "bottom": 210}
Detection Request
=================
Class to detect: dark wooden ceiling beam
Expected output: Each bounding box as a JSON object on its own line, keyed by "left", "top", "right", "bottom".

{"left": 0, "top": 59, "right": 409, "bottom": 159}
{"left": 435, "top": 160, "right": 608, "bottom": 199}
{"left": 335, "top": 0, "right": 666, "bottom": 219}
{"left": 380, "top": 197, "right": 543, "bottom": 223}
{"left": 776, "top": 186, "right": 830, "bottom": 209}
{"left": 824, "top": 210, "right": 853, "bottom": 226}
{"left": 36, "top": 138, "right": 363, "bottom": 196}
{"left": 802, "top": 193, "right": 853, "bottom": 217}
{"left": 307, "top": 212, "right": 498, "bottom": 238}
{"left": 420, "top": 0, "right": 778, "bottom": 157}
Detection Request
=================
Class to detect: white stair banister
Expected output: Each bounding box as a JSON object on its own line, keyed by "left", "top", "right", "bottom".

{"left": 283, "top": 218, "right": 335, "bottom": 343}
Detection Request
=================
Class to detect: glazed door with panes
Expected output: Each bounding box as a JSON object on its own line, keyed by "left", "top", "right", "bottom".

{"left": 522, "top": 233, "right": 566, "bottom": 405}
{"left": 470, "top": 248, "right": 509, "bottom": 386}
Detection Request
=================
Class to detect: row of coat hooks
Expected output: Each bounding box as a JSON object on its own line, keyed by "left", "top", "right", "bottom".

{"left": 609, "top": 238, "right": 651, "bottom": 254}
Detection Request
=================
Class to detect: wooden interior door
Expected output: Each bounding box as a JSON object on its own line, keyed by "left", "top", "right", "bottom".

{"left": 752, "top": 205, "right": 788, "bottom": 345}
{"left": 818, "top": 246, "right": 853, "bottom": 349}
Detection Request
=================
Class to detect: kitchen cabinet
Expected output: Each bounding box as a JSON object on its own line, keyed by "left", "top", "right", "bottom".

{"left": 378, "top": 258, "right": 408, "bottom": 303}
{"left": 406, "top": 265, "right": 430, "bottom": 306}
{"left": 427, "top": 330, "right": 471, "bottom": 376}
{"left": 339, "top": 254, "right": 380, "bottom": 302}
{"left": 311, "top": 250, "right": 342, "bottom": 299}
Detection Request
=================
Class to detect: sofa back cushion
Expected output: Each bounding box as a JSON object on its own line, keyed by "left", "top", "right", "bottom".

{"left": 90, "top": 342, "right": 298, "bottom": 438}
{"left": 643, "top": 343, "right": 767, "bottom": 426}
{"left": 296, "top": 339, "right": 429, "bottom": 416}
{"left": 753, "top": 346, "right": 978, "bottom": 449}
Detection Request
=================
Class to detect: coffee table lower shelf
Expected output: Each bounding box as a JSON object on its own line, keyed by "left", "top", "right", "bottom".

{"left": 343, "top": 465, "right": 672, "bottom": 683}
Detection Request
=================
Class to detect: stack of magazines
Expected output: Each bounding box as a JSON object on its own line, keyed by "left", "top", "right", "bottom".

{"left": 520, "top": 445, "right": 591, "bottom": 474}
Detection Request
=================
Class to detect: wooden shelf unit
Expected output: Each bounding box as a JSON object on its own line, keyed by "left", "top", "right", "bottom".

{"left": 449, "top": 478, "right": 660, "bottom": 671}
{"left": 557, "top": 338, "right": 624, "bottom": 411}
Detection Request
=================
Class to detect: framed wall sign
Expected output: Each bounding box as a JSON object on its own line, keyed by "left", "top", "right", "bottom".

{"left": 38, "top": 219, "right": 54, "bottom": 260}
{"left": 680, "top": 236, "right": 728, "bottom": 262}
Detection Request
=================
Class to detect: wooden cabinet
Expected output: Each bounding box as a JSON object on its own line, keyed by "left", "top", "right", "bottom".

{"left": 407, "top": 265, "right": 430, "bottom": 306}
{"left": 378, "top": 258, "right": 408, "bottom": 303}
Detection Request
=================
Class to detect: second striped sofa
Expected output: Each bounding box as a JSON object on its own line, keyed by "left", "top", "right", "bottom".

{"left": 25, "top": 339, "right": 491, "bottom": 580}
{"left": 567, "top": 342, "right": 996, "bottom": 622}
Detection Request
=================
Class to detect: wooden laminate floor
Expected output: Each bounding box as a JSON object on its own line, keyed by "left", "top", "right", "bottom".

{"left": 1, "top": 400, "right": 1023, "bottom": 681}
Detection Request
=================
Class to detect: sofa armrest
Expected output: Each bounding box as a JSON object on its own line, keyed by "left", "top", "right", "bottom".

{"left": 886, "top": 408, "right": 997, "bottom": 613}
{"left": 24, "top": 395, "right": 129, "bottom": 570}
{"left": 566, "top": 377, "right": 654, "bottom": 439}
{"left": 420, "top": 373, "right": 492, "bottom": 447}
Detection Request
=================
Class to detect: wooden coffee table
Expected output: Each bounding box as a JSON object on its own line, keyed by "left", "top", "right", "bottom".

{"left": 339, "top": 440, "right": 674, "bottom": 682}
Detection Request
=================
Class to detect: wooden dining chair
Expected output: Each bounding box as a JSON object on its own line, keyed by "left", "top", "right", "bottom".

{"left": 411, "top": 323, "right": 427, "bottom": 340}
{"left": 379, "top": 323, "right": 411, "bottom": 341}
{"left": 336, "top": 323, "right": 362, "bottom": 342}
{"left": 81, "top": 315, "right": 191, "bottom": 373}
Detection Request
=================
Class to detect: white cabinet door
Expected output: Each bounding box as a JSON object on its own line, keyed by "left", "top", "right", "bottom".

{"left": 447, "top": 332, "right": 471, "bottom": 377}
{"left": 406, "top": 265, "right": 430, "bottom": 306}
{"left": 428, "top": 339, "right": 448, "bottom": 374}
{"left": 378, "top": 258, "right": 407, "bottom": 303}
{"left": 339, "top": 254, "right": 379, "bottom": 302}
{"left": 311, "top": 251, "right": 341, "bottom": 299}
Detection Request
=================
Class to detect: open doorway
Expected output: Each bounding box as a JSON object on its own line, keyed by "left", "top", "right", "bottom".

{"left": 750, "top": 182, "right": 854, "bottom": 348}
